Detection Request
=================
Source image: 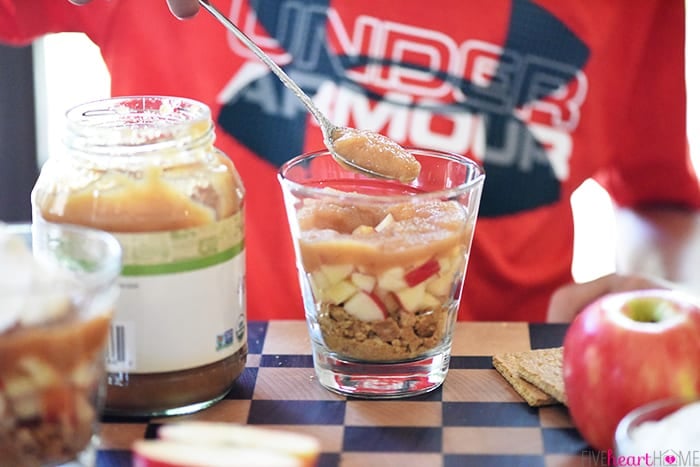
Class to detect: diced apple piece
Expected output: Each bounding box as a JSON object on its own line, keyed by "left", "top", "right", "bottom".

{"left": 377, "top": 267, "right": 407, "bottom": 292}
{"left": 74, "top": 391, "right": 96, "bottom": 425}
{"left": 343, "top": 291, "right": 388, "bottom": 321}
{"left": 323, "top": 280, "right": 357, "bottom": 305}
{"left": 352, "top": 225, "right": 375, "bottom": 235}
{"left": 309, "top": 270, "right": 330, "bottom": 290}
{"left": 308, "top": 271, "right": 330, "bottom": 300}
{"left": 426, "top": 273, "right": 454, "bottom": 297}
{"left": 438, "top": 256, "right": 453, "bottom": 275}
{"left": 319, "top": 264, "right": 354, "bottom": 285}
{"left": 440, "top": 253, "right": 465, "bottom": 277}
{"left": 3, "top": 376, "right": 35, "bottom": 399}
{"left": 395, "top": 282, "right": 427, "bottom": 313}
{"left": 420, "top": 292, "right": 442, "bottom": 310}
{"left": 20, "top": 356, "right": 59, "bottom": 388}
{"left": 374, "top": 213, "right": 395, "bottom": 232}
{"left": 350, "top": 272, "right": 376, "bottom": 292}
{"left": 404, "top": 259, "right": 440, "bottom": 287}
{"left": 71, "top": 360, "right": 99, "bottom": 389}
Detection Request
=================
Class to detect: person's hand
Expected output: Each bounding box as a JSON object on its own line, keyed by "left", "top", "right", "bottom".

{"left": 68, "top": 0, "right": 200, "bottom": 19}
{"left": 546, "top": 273, "right": 670, "bottom": 322}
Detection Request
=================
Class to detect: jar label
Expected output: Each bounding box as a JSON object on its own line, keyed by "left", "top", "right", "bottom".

{"left": 106, "top": 213, "right": 246, "bottom": 373}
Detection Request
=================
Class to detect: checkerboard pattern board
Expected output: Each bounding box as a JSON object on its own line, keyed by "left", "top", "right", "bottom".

{"left": 98, "top": 321, "right": 593, "bottom": 467}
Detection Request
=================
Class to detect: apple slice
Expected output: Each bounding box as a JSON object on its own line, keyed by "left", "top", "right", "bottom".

{"left": 374, "top": 213, "right": 395, "bottom": 232}
{"left": 157, "top": 422, "right": 320, "bottom": 465}
{"left": 319, "top": 264, "right": 354, "bottom": 285}
{"left": 308, "top": 270, "right": 330, "bottom": 297}
{"left": 20, "top": 356, "right": 59, "bottom": 388}
{"left": 350, "top": 272, "right": 376, "bottom": 292}
{"left": 3, "top": 375, "right": 35, "bottom": 400}
{"left": 352, "top": 225, "right": 374, "bottom": 235}
{"left": 420, "top": 292, "right": 442, "bottom": 310}
{"left": 323, "top": 280, "right": 357, "bottom": 305}
{"left": 377, "top": 267, "right": 407, "bottom": 292}
{"left": 438, "top": 256, "right": 453, "bottom": 275}
{"left": 133, "top": 440, "right": 305, "bottom": 467}
{"left": 11, "top": 387, "right": 41, "bottom": 421}
{"left": 395, "top": 282, "right": 427, "bottom": 313}
{"left": 404, "top": 259, "right": 440, "bottom": 287}
{"left": 426, "top": 273, "right": 454, "bottom": 297}
{"left": 343, "top": 291, "right": 388, "bottom": 321}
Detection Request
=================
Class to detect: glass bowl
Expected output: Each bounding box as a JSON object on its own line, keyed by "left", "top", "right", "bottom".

{"left": 615, "top": 397, "right": 700, "bottom": 459}
{"left": 0, "top": 223, "right": 121, "bottom": 466}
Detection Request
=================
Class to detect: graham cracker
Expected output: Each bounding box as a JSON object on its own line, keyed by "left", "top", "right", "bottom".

{"left": 492, "top": 352, "right": 559, "bottom": 407}
{"left": 517, "top": 347, "right": 567, "bottom": 406}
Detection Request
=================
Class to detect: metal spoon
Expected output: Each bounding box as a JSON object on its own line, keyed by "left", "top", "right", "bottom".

{"left": 197, "top": 0, "right": 418, "bottom": 181}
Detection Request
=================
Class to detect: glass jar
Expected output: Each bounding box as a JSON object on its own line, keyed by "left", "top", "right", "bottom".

{"left": 32, "top": 96, "right": 247, "bottom": 417}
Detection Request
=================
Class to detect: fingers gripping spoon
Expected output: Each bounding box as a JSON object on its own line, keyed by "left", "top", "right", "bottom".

{"left": 197, "top": 0, "right": 420, "bottom": 183}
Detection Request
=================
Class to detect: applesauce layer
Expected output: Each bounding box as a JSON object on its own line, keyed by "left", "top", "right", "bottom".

{"left": 330, "top": 128, "right": 421, "bottom": 183}
{"left": 0, "top": 312, "right": 111, "bottom": 374}
{"left": 298, "top": 199, "right": 470, "bottom": 273}
{"left": 36, "top": 157, "right": 241, "bottom": 233}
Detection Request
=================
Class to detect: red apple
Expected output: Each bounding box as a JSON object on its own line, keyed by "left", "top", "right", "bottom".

{"left": 563, "top": 289, "right": 700, "bottom": 451}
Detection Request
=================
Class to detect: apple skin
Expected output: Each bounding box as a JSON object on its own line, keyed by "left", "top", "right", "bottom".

{"left": 563, "top": 289, "right": 700, "bottom": 452}
{"left": 404, "top": 259, "right": 440, "bottom": 287}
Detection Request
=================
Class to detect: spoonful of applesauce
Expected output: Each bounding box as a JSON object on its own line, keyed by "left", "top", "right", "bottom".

{"left": 197, "top": 0, "right": 421, "bottom": 183}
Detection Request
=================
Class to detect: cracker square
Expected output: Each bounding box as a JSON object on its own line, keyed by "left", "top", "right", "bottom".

{"left": 492, "top": 352, "right": 559, "bottom": 407}
{"left": 517, "top": 347, "right": 567, "bottom": 405}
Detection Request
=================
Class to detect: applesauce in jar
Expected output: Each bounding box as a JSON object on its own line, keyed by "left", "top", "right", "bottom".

{"left": 31, "top": 96, "right": 247, "bottom": 417}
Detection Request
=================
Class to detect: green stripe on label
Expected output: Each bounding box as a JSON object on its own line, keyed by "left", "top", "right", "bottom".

{"left": 122, "top": 242, "right": 243, "bottom": 276}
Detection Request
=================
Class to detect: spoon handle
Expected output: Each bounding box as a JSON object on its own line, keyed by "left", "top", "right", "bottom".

{"left": 197, "top": 0, "right": 334, "bottom": 134}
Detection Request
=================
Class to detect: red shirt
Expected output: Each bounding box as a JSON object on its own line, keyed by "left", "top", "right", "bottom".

{"left": 3, "top": 0, "right": 699, "bottom": 321}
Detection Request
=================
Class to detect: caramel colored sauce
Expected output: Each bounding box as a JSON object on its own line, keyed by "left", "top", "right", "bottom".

{"left": 37, "top": 157, "right": 240, "bottom": 233}
{"left": 331, "top": 128, "right": 421, "bottom": 183}
{"left": 0, "top": 312, "right": 111, "bottom": 375}
{"left": 104, "top": 348, "right": 246, "bottom": 415}
{"left": 298, "top": 199, "right": 469, "bottom": 273}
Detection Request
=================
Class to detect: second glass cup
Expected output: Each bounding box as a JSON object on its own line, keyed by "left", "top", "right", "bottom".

{"left": 0, "top": 223, "right": 121, "bottom": 466}
{"left": 278, "top": 149, "right": 484, "bottom": 398}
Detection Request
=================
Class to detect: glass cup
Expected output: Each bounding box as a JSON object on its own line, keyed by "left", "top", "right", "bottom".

{"left": 0, "top": 223, "right": 121, "bottom": 466}
{"left": 615, "top": 397, "right": 700, "bottom": 459}
{"left": 278, "top": 149, "right": 485, "bottom": 398}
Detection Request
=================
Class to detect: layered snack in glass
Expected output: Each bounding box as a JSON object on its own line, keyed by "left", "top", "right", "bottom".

{"left": 279, "top": 149, "right": 484, "bottom": 398}
{"left": 0, "top": 223, "right": 121, "bottom": 466}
